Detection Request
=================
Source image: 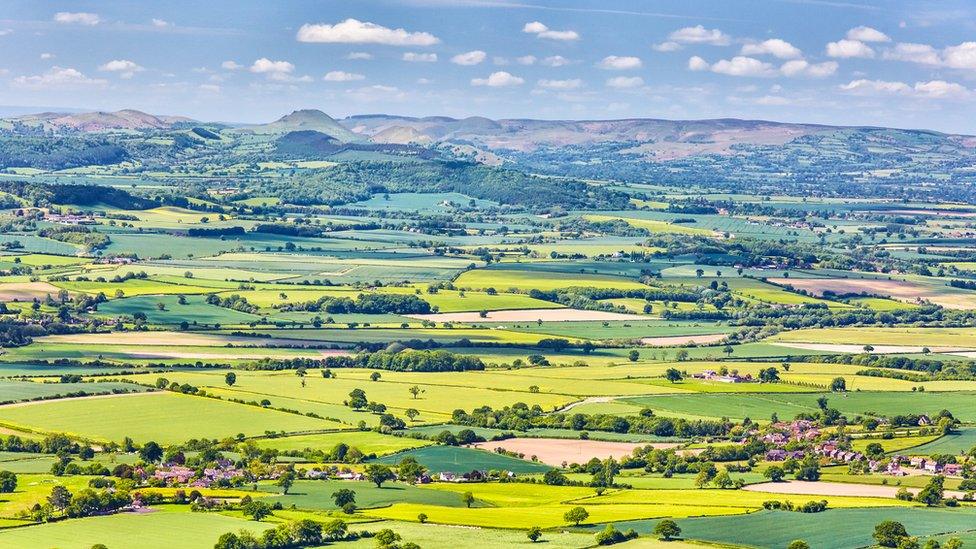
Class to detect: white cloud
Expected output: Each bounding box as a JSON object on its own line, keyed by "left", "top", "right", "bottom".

{"left": 741, "top": 39, "right": 802, "bottom": 59}
{"left": 913, "top": 80, "right": 970, "bottom": 98}
{"left": 249, "top": 58, "right": 309, "bottom": 81}
{"left": 40, "top": 53, "right": 54, "bottom": 60}
{"left": 522, "top": 21, "right": 579, "bottom": 41}
{"left": 606, "top": 76, "right": 645, "bottom": 88}
{"left": 0, "top": 29, "right": 12, "bottom": 36}
{"left": 98, "top": 59, "right": 144, "bottom": 79}
{"left": 710, "top": 56, "right": 775, "bottom": 77}
{"left": 199, "top": 84, "right": 220, "bottom": 93}
{"left": 755, "top": 95, "right": 790, "bottom": 105}
{"left": 780, "top": 59, "right": 837, "bottom": 78}
{"left": 471, "top": 71, "right": 524, "bottom": 87}
{"left": 541, "top": 55, "right": 571, "bottom": 67}
{"left": 221, "top": 60, "right": 243, "bottom": 70}
{"left": 250, "top": 58, "right": 294, "bottom": 74}
{"left": 837, "top": 78, "right": 968, "bottom": 98}
{"left": 451, "top": 50, "right": 487, "bottom": 65}
{"left": 493, "top": 57, "right": 509, "bottom": 65}
{"left": 296, "top": 18, "right": 439, "bottom": 46}
{"left": 346, "top": 52, "right": 374, "bottom": 60}
{"left": 54, "top": 12, "right": 100, "bottom": 26}
{"left": 538, "top": 78, "right": 582, "bottom": 90}
{"left": 882, "top": 43, "right": 940, "bottom": 65}
{"left": 668, "top": 25, "right": 730, "bottom": 46}
{"left": 943, "top": 42, "right": 976, "bottom": 69}
{"left": 598, "top": 55, "right": 642, "bottom": 70}
{"left": 652, "top": 41, "right": 682, "bottom": 52}
{"left": 846, "top": 26, "right": 890, "bottom": 43}
{"left": 151, "top": 18, "right": 170, "bottom": 28}
{"left": 13, "top": 66, "right": 106, "bottom": 88}
{"left": 826, "top": 39, "right": 874, "bottom": 58}
{"left": 882, "top": 42, "right": 976, "bottom": 69}
{"left": 323, "top": 70, "right": 365, "bottom": 82}
{"left": 688, "top": 56, "right": 710, "bottom": 71}
{"left": 402, "top": 52, "right": 437, "bottom": 62}
{"left": 416, "top": 77, "right": 432, "bottom": 84}
{"left": 839, "top": 79, "right": 910, "bottom": 94}
{"left": 516, "top": 55, "right": 537, "bottom": 65}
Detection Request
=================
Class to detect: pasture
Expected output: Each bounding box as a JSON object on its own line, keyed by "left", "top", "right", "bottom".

{"left": 0, "top": 392, "right": 337, "bottom": 444}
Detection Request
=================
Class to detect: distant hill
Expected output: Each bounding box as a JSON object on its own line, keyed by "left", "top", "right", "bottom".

{"left": 3, "top": 109, "right": 193, "bottom": 132}
{"left": 247, "top": 109, "right": 363, "bottom": 143}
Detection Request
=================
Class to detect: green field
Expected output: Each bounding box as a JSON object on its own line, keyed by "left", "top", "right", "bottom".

{"left": 0, "top": 392, "right": 337, "bottom": 444}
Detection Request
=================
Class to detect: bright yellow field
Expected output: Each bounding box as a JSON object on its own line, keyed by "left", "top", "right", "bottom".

{"left": 583, "top": 215, "right": 714, "bottom": 236}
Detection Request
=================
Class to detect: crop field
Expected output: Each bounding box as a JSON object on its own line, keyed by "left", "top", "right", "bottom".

{"left": 665, "top": 508, "right": 976, "bottom": 549}
{"left": 0, "top": 506, "right": 268, "bottom": 549}
{"left": 617, "top": 391, "right": 976, "bottom": 421}
{"left": 453, "top": 268, "right": 647, "bottom": 291}
{"left": 907, "top": 427, "right": 976, "bottom": 455}
{"left": 0, "top": 392, "right": 338, "bottom": 443}
{"left": 253, "top": 430, "right": 432, "bottom": 455}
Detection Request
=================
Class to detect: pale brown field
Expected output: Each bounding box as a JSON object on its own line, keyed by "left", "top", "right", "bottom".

{"left": 407, "top": 308, "right": 645, "bottom": 322}
{"left": 640, "top": 334, "right": 727, "bottom": 346}
{"left": 0, "top": 281, "right": 67, "bottom": 301}
{"left": 469, "top": 437, "right": 676, "bottom": 467}
{"left": 769, "top": 278, "right": 976, "bottom": 310}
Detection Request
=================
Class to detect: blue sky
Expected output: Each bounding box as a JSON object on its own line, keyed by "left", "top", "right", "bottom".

{"left": 3, "top": 1, "right": 976, "bottom": 132}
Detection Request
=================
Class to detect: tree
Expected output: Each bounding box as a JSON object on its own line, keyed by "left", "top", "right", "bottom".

{"left": 139, "top": 441, "right": 163, "bottom": 463}
{"left": 759, "top": 367, "right": 780, "bottom": 383}
{"left": 695, "top": 463, "right": 717, "bottom": 488}
{"left": 243, "top": 500, "right": 272, "bottom": 521}
{"left": 723, "top": 345, "right": 734, "bottom": 357}
{"left": 665, "top": 368, "right": 682, "bottom": 383}
{"left": 527, "top": 526, "right": 543, "bottom": 543}
{"left": 915, "top": 475, "right": 945, "bottom": 506}
{"left": 763, "top": 466, "right": 785, "bottom": 482}
{"left": 0, "top": 471, "right": 16, "bottom": 493}
{"left": 332, "top": 488, "right": 356, "bottom": 508}
{"left": 347, "top": 388, "right": 368, "bottom": 410}
{"left": 628, "top": 350, "right": 639, "bottom": 362}
{"left": 370, "top": 372, "right": 382, "bottom": 382}
{"left": 462, "top": 491, "right": 475, "bottom": 508}
{"left": 224, "top": 372, "right": 236, "bottom": 387}
{"left": 405, "top": 408, "right": 420, "bottom": 422}
{"left": 418, "top": 513, "right": 428, "bottom": 523}
{"left": 830, "top": 377, "right": 847, "bottom": 392}
{"left": 713, "top": 470, "right": 733, "bottom": 489}
{"left": 874, "top": 520, "right": 910, "bottom": 548}
{"left": 564, "top": 506, "right": 589, "bottom": 526}
{"left": 794, "top": 456, "right": 821, "bottom": 481}
{"left": 374, "top": 529, "right": 401, "bottom": 548}
{"left": 944, "top": 538, "right": 963, "bottom": 549}
{"left": 277, "top": 470, "right": 296, "bottom": 494}
{"left": 864, "top": 344, "right": 875, "bottom": 353}
{"left": 543, "top": 469, "right": 567, "bottom": 486}
{"left": 653, "top": 519, "right": 681, "bottom": 541}
{"left": 816, "top": 396, "right": 829, "bottom": 410}
{"left": 365, "top": 464, "right": 395, "bottom": 488}
{"left": 408, "top": 385, "right": 423, "bottom": 399}
{"left": 787, "top": 541, "right": 811, "bottom": 549}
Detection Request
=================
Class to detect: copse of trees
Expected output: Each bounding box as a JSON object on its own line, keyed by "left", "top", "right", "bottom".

{"left": 278, "top": 293, "right": 432, "bottom": 315}
{"left": 324, "top": 350, "right": 484, "bottom": 372}
{"left": 450, "top": 404, "right": 734, "bottom": 438}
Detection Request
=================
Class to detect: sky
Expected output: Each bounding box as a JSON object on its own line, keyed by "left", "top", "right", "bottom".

{"left": 3, "top": 1, "right": 976, "bottom": 132}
